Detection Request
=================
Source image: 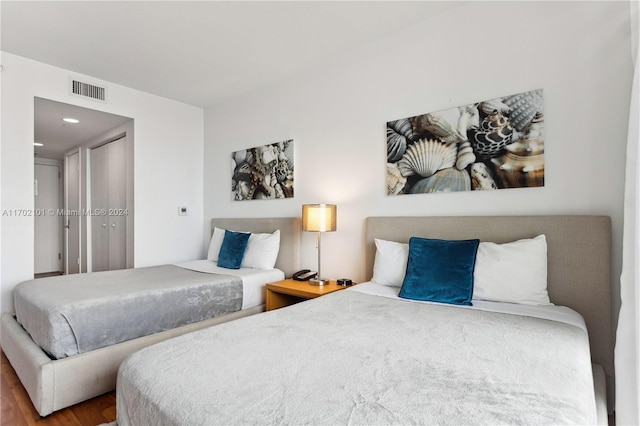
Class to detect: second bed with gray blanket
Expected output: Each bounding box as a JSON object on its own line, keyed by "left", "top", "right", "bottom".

{"left": 117, "top": 287, "right": 597, "bottom": 425}
{"left": 14, "top": 265, "right": 243, "bottom": 359}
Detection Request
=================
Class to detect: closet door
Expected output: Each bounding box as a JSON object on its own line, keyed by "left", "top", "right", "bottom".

{"left": 90, "top": 136, "right": 127, "bottom": 272}
{"left": 107, "top": 137, "right": 126, "bottom": 270}
{"left": 91, "top": 142, "right": 110, "bottom": 272}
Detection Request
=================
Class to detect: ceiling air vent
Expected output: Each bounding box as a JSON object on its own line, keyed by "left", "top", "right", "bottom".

{"left": 69, "top": 78, "right": 107, "bottom": 102}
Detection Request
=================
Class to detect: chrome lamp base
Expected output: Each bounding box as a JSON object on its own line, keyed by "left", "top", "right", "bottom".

{"left": 309, "top": 278, "right": 330, "bottom": 286}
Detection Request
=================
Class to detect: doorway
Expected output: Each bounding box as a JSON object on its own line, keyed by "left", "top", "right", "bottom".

{"left": 34, "top": 159, "right": 63, "bottom": 275}
{"left": 34, "top": 97, "right": 134, "bottom": 276}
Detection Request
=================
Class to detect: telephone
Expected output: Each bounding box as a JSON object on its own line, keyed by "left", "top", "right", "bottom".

{"left": 292, "top": 269, "right": 317, "bottom": 281}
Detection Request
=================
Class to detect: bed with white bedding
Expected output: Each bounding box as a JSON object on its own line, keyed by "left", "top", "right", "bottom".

{"left": 14, "top": 262, "right": 283, "bottom": 359}
{"left": 118, "top": 283, "right": 596, "bottom": 425}
{"left": 0, "top": 217, "right": 300, "bottom": 416}
{"left": 116, "top": 215, "right": 612, "bottom": 425}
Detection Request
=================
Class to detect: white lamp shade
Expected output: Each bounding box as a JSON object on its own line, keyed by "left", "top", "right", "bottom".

{"left": 302, "top": 204, "right": 337, "bottom": 232}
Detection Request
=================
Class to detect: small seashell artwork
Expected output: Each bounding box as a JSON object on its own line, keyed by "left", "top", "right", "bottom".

{"left": 385, "top": 89, "right": 544, "bottom": 195}
{"left": 232, "top": 139, "right": 294, "bottom": 201}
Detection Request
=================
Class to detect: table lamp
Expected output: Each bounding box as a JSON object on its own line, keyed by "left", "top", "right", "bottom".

{"left": 302, "top": 204, "right": 337, "bottom": 286}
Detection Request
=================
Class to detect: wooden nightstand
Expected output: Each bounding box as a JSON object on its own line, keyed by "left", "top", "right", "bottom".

{"left": 265, "top": 279, "right": 349, "bottom": 311}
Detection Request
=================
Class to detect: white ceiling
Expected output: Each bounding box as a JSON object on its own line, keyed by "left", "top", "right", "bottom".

{"left": 34, "top": 98, "right": 132, "bottom": 160}
{"left": 4, "top": 1, "right": 455, "bottom": 160}
{"left": 1, "top": 1, "right": 454, "bottom": 108}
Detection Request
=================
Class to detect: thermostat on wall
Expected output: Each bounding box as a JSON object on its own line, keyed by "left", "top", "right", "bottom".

{"left": 178, "top": 207, "right": 188, "bottom": 216}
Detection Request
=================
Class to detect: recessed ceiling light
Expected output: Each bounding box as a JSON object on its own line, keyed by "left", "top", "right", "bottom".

{"left": 62, "top": 117, "right": 79, "bottom": 124}
{"left": 34, "top": 142, "right": 44, "bottom": 146}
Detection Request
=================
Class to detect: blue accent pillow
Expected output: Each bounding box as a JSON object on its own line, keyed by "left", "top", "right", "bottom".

{"left": 217, "top": 230, "right": 251, "bottom": 269}
{"left": 399, "top": 237, "right": 480, "bottom": 306}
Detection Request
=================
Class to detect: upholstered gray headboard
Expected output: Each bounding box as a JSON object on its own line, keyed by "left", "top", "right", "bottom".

{"left": 211, "top": 217, "right": 300, "bottom": 278}
{"left": 365, "top": 215, "right": 612, "bottom": 402}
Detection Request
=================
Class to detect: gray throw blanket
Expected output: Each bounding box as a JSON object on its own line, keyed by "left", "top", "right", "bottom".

{"left": 15, "top": 265, "right": 242, "bottom": 358}
{"left": 117, "top": 290, "right": 596, "bottom": 425}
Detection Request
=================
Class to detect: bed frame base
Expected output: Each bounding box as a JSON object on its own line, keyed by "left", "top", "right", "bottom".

{"left": 1, "top": 216, "right": 301, "bottom": 417}
{"left": 593, "top": 363, "right": 608, "bottom": 425}
{"left": 1, "top": 306, "right": 263, "bottom": 416}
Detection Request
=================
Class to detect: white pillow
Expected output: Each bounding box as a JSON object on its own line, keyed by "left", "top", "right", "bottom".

{"left": 207, "top": 227, "right": 227, "bottom": 262}
{"left": 208, "top": 227, "right": 281, "bottom": 270}
{"left": 241, "top": 229, "right": 281, "bottom": 270}
{"left": 371, "top": 238, "right": 409, "bottom": 287}
{"left": 473, "top": 234, "right": 551, "bottom": 305}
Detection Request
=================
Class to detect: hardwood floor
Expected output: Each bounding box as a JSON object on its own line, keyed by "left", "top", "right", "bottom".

{"left": 33, "top": 272, "right": 64, "bottom": 279}
{"left": 1, "top": 350, "right": 116, "bottom": 425}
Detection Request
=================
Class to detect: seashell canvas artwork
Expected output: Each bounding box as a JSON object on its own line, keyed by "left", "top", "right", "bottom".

{"left": 386, "top": 89, "right": 544, "bottom": 195}
{"left": 232, "top": 139, "right": 294, "bottom": 201}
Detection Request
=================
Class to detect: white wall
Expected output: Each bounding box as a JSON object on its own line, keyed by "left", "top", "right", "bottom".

{"left": 0, "top": 52, "right": 204, "bottom": 314}
{"left": 204, "top": 2, "right": 634, "bottom": 316}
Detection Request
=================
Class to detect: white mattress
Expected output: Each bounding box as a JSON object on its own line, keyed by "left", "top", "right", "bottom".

{"left": 176, "top": 260, "right": 284, "bottom": 309}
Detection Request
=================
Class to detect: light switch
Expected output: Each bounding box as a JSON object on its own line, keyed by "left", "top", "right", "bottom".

{"left": 178, "top": 206, "right": 188, "bottom": 216}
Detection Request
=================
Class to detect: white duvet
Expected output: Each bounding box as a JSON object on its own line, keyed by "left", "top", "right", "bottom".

{"left": 349, "top": 281, "right": 588, "bottom": 331}
{"left": 117, "top": 287, "right": 596, "bottom": 425}
{"left": 176, "top": 260, "right": 284, "bottom": 309}
{"left": 14, "top": 261, "right": 283, "bottom": 358}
